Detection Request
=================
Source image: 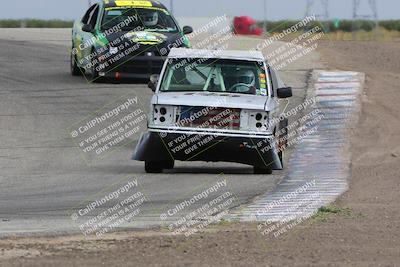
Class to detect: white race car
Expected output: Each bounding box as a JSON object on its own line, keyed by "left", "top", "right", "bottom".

{"left": 133, "top": 48, "right": 292, "bottom": 174}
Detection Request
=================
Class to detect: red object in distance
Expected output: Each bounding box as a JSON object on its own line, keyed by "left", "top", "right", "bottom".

{"left": 233, "top": 16, "right": 263, "bottom": 36}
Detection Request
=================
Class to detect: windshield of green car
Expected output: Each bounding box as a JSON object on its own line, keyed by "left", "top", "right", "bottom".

{"left": 160, "top": 58, "right": 270, "bottom": 96}
{"left": 101, "top": 7, "right": 178, "bottom": 32}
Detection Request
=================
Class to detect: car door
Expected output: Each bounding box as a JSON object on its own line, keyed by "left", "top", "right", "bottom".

{"left": 267, "top": 66, "right": 286, "bottom": 127}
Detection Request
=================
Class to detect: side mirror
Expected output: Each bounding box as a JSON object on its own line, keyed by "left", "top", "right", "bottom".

{"left": 82, "top": 24, "right": 93, "bottom": 33}
{"left": 182, "top": 26, "right": 193, "bottom": 35}
{"left": 277, "top": 87, "right": 293, "bottom": 98}
{"left": 148, "top": 74, "right": 159, "bottom": 92}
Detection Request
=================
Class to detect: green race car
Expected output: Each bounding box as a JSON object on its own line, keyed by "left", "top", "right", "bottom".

{"left": 71, "top": 0, "right": 193, "bottom": 81}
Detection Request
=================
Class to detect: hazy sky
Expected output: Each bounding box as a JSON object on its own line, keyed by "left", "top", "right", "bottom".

{"left": 1, "top": 0, "right": 398, "bottom": 20}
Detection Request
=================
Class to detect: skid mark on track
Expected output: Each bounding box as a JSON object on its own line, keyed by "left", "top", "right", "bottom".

{"left": 228, "top": 70, "right": 365, "bottom": 222}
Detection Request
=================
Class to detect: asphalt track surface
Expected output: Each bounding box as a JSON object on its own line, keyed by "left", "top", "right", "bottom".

{"left": 0, "top": 29, "right": 321, "bottom": 236}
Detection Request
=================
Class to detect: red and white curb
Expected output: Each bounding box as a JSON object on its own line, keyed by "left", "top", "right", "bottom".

{"left": 228, "top": 70, "right": 365, "bottom": 222}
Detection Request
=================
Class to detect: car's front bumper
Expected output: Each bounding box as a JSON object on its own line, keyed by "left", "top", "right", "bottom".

{"left": 132, "top": 129, "right": 282, "bottom": 169}
{"left": 99, "top": 55, "right": 165, "bottom": 79}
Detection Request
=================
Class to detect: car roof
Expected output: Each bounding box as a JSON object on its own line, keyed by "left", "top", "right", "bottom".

{"left": 103, "top": 0, "right": 167, "bottom": 9}
{"left": 168, "top": 48, "right": 265, "bottom": 62}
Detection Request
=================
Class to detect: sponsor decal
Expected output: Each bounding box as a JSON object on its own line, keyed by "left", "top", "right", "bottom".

{"left": 125, "top": 31, "right": 167, "bottom": 44}
{"left": 260, "top": 88, "right": 267, "bottom": 96}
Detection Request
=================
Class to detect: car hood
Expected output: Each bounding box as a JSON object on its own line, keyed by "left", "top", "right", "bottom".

{"left": 102, "top": 30, "right": 185, "bottom": 53}
{"left": 154, "top": 92, "right": 270, "bottom": 111}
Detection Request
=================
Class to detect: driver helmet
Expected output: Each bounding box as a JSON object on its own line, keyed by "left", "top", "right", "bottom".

{"left": 237, "top": 69, "right": 255, "bottom": 86}
{"left": 142, "top": 11, "right": 158, "bottom": 27}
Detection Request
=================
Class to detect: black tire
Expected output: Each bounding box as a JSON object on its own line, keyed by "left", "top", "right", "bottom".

{"left": 254, "top": 166, "right": 273, "bottom": 174}
{"left": 164, "top": 160, "right": 175, "bottom": 169}
{"left": 278, "top": 150, "right": 283, "bottom": 167}
{"left": 145, "top": 161, "right": 165, "bottom": 173}
{"left": 70, "top": 50, "right": 83, "bottom": 76}
{"left": 90, "top": 63, "right": 100, "bottom": 82}
{"left": 277, "top": 118, "right": 288, "bottom": 167}
{"left": 85, "top": 61, "right": 101, "bottom": 83}
{"left": 278, "top": 118, "right": 289, "bottom": 148}
{"left": 85, "top": 48, "right": 102, "bottom": 83}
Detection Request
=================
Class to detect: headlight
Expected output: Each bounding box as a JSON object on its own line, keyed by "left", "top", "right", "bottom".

{"left": 240, "top": 110, "right": 269, "bottom": 132}
{"left": 152, "top": 105, "right": 177, "bottom": 126}
{"left": 109, "top": 46, "right": 118, "bottom": 55}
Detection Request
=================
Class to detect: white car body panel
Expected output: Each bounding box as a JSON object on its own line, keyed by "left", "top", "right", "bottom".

{"left": 167, "top": 48, "right": 265, "bottom": 61}
{"left": 133, "top": 48, "right": 291, "bottom": 171}
{"left": 155, "top": 92, "right": 268, "bottom": 111}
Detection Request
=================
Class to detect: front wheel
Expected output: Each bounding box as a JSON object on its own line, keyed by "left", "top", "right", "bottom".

{"left": 164, "top": 160, "right": 175, "bottom": 169}
{"left": 145, "top": 161, "right": 163, "bottom": 173}
{"left": 85, "top": 48, "right": 102, "bottom": 83}
{"left": 145, "top": 160, "right": 174, "bottom": 173}
{"left": 70, "top": 51, "right": 83, "bottom": 76}
{"left": 86, "top": 62, "right": 101, "bottom": 82}
{"left": 278, "top": 150, "right": 283, "bottom": 167}
{"left": 253, "top": 166, "right": 273, "bottom": 174}
{"left": 277, "top": 118, "right": 288, "bottom": 167}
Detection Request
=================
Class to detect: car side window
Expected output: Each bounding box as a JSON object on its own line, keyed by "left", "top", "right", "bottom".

{"left": 88, "top": 5, "right": 100, "bottom": 28}
{"left": 81, "top": 4, "right": 97, "bottom": 25}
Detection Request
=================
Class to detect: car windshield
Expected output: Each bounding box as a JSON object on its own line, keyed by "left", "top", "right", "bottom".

{"left": 101, "top": 7, "right": 178, "bottom": 32}
{"left": 160, "top": 58, "right": 269, "bottom": 96}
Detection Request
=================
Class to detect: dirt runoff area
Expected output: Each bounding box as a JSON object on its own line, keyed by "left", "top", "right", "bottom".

{"left": 1, "top": 40, "right": 400, "bottom": 267}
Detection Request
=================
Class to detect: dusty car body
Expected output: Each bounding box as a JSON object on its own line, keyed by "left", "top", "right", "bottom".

{"left": 133, "top": 48, "right": 292, "bottom": 173}
{"left": 70, "top": 0, "right": 192, "bottom": 81}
